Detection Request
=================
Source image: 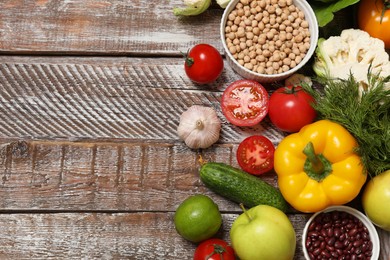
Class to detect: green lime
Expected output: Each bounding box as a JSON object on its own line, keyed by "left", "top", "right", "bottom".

{"left": 174, "top": 194, "right": 222, "bottom": 243}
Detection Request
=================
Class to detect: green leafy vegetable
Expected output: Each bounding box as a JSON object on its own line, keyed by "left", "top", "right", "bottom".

{"left": 216, "top": 0, "right": 232, "bottom": 8}
{"left": 173, "top": 0, "right": 211, "bottom": 16}
{"left": 308, "top": 0, "right": 360, "bottom": 27}
{"left": 303, "top": 73, "right": 390, "bottom": 177}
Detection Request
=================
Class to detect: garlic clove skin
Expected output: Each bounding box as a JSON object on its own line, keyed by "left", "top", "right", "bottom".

{"left": 177, "top": 105, "right": 221, "bottom": 149}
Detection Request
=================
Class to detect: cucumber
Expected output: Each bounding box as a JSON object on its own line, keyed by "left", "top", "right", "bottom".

{"left": 200, "top": 162, "right": 289, "bottom": 212}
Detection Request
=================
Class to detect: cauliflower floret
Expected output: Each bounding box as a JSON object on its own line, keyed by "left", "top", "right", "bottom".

{"left": 313, "top": 29, "right": 390, "bottom": 92}
{"left": 173, "top": 0, "right": 211, "bottom": 16}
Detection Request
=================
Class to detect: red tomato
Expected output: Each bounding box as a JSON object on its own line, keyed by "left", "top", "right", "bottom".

{"left": 358, "top": 0, "right": 390, "bottom": 49}
{"left": 236, "top": 135, "right": 275, "bottom": 175}
{"left": 268, "top": 86, "right": 316, "bottom": 133}
{"left": 221, "top": 79, "right": 269, "bottom": 127}
{"left": 193, "top": 238, "right": 235, "bottom": 260}
{"left": 184, "top": 44, "right": 224, "bottom": 84}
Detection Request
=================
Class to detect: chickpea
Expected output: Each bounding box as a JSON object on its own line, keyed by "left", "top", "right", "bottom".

{"left": 263, "top": 49, "right": 271, "bottom": 58}
{"left": 257, "top": 66, "right": 265, "bottom": 74}
{"left": 256, "top": 55, "right": 265, "bottom": 62}
{"left": 229, "top": 46, "right": 237, "bottom": 55}
{"left": 290, "top": 60, "right": 297, "bottom": 68}
{"left": 253, "top": 27, "right": 260, "bottom": 36}
{"left": 266, "top": 66, "right": 274, "bottom": 74}
{"left": 278, "top": 0, "right": 287, "bottom": 8}
{"left": 244, "top": 63, "right": 253, "bottom": 70}
{"left": 255, "top": 13, "right": 263, "bottom": 21}
{"left": 272, "top": 62, "right": 280, "bottom": 70}
{"left": 258, "top": 35, "right": 266, "bottom": 44}
{"left": 301, "top": 20, "right": 309, "bottom": 28}
{"left": 259, "top": 0, "right": 266, "bottom": 8}
{"left": 283, "top": 57, "right": 291, "bottom": 66}
{"left": 266, "top": 31, "right": 274, "bottom": 40}
{"left": 236, "top": 27, "right": 245, "bottom": 37}
{"left": 227, "top": 32, "right": 236, "bottom": 40}
{"left": 295, "top": 55, "right": 302, "bottom": 64}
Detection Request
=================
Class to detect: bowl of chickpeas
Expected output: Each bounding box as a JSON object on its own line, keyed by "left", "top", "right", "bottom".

{"left": 221, "top": 0, "right": 319, "bottom": 83}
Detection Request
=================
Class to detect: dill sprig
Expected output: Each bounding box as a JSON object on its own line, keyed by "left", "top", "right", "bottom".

{"left": 303, "top": 73, "right": 390, "bottom": 177}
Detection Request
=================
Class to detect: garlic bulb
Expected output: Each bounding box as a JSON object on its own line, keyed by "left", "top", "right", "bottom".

{"left": 177, "top": 105, "right": 221, "bottom": 149}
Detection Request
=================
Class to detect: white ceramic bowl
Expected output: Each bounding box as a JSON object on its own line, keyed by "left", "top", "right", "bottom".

{"left": 220, "top": 0, "right": 319, "bottom": 83}
{"left": 302, "top": 206, "right": 380, "bottom": 260}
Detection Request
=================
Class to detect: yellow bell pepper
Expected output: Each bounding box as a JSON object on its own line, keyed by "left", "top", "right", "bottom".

{"left": 274, "top": 120, "right": 367, "bottom": 213}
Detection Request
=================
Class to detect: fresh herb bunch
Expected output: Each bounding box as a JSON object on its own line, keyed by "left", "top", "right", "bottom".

{"left": 303, "top": 73, "right": 390, "bottom": 177}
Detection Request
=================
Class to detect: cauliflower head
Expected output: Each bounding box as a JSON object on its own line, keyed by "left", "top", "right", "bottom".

{"left": 313, "top": 29, "right": 390, "bottom": 91}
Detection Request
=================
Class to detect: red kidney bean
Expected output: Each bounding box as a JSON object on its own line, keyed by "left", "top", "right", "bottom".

{"left": 305, "top": 210, "right": 373, "bottom": 260}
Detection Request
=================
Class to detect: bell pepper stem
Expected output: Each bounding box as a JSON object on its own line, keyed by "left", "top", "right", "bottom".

{"left": 303, "top": 142, "right": 324, "bottom": 174}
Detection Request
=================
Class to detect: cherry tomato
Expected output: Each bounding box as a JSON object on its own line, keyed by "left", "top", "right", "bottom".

{"left": 236, "top": 135, "right": 275, "bottom": 175}
{"left": 221, "top": 79, "right": 269, "bottom": 127}
{"left": 193, "top": 238, "right": 235, "bottom": 260}
{"left": 184, "top": 44, "right": 224, "bottom": 84}
{"left": 358, "top": 0, "right": 390, "bottom": 49}
{"left": 268, "top": 86, "right": 316, "bottom": 133}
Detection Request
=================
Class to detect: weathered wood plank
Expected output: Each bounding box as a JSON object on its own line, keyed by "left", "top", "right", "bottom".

{"left": 0, "top": 56, "right": 285, "bottom": 143}
{"left": 0, "top": 212, "right": 388, "bottom": 260}
{"left": 0, "top": 0, "right": 223, "bottom": 55}
{"left": 0, "top": 212, "right": 305, "bottom": 260}
{"left": 0, "top": 139, "right": 281, "bottom": 212}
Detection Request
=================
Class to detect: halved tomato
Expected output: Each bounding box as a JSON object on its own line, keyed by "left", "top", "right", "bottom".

{"left": 221, "top": 79, "right": 269, "bottom": 127}
{"left": 236, "top": 135, "right": 275, "bottom": 175}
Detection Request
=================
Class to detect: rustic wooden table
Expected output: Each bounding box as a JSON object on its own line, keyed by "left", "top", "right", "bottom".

{"left": 0, "top": 1, "right": 389, "bottom": 259}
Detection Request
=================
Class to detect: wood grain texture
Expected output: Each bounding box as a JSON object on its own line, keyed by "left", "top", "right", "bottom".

{"left": 0, "top": 0, "right": 389, "bottom": 259}
{"left": 0, "top": 0, "right": 223, "bottom": 55}
{"left": 0, "top": 56, "right": 285, "bottom": 143}
{"left": 0, "top": 213, "right": 388, "bottom": 260}
{"left": 0, "top": 139, "right": 279, "bottom": 212}
{"left": 0, "top": 212, "right": 306, "bottom": 260}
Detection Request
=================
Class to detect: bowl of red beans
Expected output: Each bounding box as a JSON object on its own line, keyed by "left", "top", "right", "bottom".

{"left": 220, "top": 0, "right": 318, "bottom": 83}
{"left": 302, "top": 206, "right": 380, "bottom": 260}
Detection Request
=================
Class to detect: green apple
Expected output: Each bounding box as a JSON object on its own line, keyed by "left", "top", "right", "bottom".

{"left": 230, "top": 204, "right": 296, "bottom": 260}
{"left": 362, "top": 170, "right": 390, "bottom": 231}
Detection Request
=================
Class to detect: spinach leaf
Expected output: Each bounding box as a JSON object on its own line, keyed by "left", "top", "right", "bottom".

{"left": 308, "top": 0, "right": 360, "bottom": 27}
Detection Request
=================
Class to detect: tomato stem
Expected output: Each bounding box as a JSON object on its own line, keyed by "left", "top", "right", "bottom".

{"left": 283, "top": 85, "right": 300, "bottom": 95}
{"left": 205, "top": 244, "right": 226, "bottom": 260}
{"left": 380, "top": 0, "right": 390, "bottom": 24}
{"left": 181, "top": 49, "right": 194, "bottom": 67}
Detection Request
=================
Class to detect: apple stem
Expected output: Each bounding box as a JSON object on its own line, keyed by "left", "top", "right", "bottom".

{"left": 240, "top": 203, "right": 252, "bottom": 221}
